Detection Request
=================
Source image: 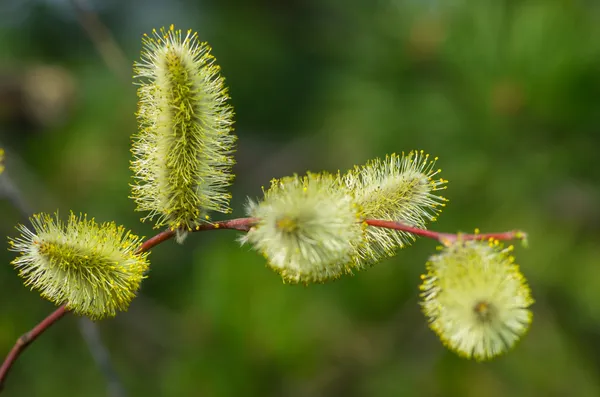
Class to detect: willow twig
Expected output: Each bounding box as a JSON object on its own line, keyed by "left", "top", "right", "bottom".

{"left": 365, "top": 219, "right": 526, "bottom": 245}
{"left": 0, "top": 306, "right": 68, "bottom": 392}
{"left": 69, "top": 0, "right": 129, "bottom": 82}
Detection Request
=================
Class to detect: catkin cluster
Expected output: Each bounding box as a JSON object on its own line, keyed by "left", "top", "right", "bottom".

{"left": 6, "top": 25, "right": 533, "bottom": 361}
{"left": 242, "top": 157, "right": 532, "bottom": 359}
{"left": 243, "top": 151, "right": 448, "bottom": 283}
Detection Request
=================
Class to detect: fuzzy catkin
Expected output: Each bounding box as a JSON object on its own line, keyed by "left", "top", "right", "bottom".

{"left": 8, "top": 212, "right": 150, "bottom": 319}
{"left": 420, "top": 239, "right": 533, "bottom": 361}
{"left": 343, "top": 151, "right": 447, "bottom": 266}
{"left": 242, "top": 173, "right": 366, "bottom": 284}
{"left": 131, "top": 26, "right": 236, "bottom": 241}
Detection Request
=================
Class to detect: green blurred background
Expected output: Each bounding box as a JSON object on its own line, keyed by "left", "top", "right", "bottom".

{"left": 1, "top": 0, "right": 600, "bottom": 396}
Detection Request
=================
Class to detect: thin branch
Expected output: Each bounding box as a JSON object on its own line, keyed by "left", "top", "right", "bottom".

{"left": 194, "top": 217, "right": 257, "bottom": 233}
{"left": 69, "top": 0, "right": 130, "bottom": 82}
{"left": 365, "top": 219, "right": 526, "bottom": 245}
{"left": 137, "top": 229, "right": 175, "bottom": 254}
{"left": 137, "top": 217, "right": 257, "bottom": 253}
{"left": 0, "top": 174, "right": 34, "bottom": 222}
{"left": 0, "top": 305, "right": 68, "bottom": 392}
{"left": 78, "top": 318, "right": 127, "bottom": 397}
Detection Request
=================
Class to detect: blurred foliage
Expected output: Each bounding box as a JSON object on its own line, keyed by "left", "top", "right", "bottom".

{"left": 1, "top": 0, "right": 600, "bottom": 396}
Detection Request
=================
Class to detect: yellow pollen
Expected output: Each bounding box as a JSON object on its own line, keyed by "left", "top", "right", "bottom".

{"left": 276, "top": 216, "right": 298, "bottom": 233}
{"left": 473, "top": 301, "right": 495, "bottom": 322}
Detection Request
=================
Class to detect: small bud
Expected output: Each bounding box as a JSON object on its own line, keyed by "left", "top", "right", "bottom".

{"left": 131, "top": 26, "right": 236, "bottom": 239}
{"left": 8, "top": 212, "right": 150, "bottom": 319}
{"left": 420, "top": 239, "right": 533, "bottom": 361}
{"left": 242, "top": 173, "right": 365, "bottom": 284}
{"left": 343, "top": 151, "right": 447, "bottom": 266}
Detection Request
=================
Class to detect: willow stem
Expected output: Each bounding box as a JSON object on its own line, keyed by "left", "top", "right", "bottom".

{"left": 365, "top": 219, "right": 526, "bottom": 245}
{"left": 137, "top": 217, "right": 257, "bottom": 253}
{"left": 0, "top": 305, "right": 69, "bottom": 392}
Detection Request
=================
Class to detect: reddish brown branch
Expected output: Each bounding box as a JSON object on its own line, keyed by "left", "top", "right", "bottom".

{"left": 137, "top": 229, "right": 175, "bottom": 253}
{"left": 365, "top": 219, "right": 526, "bottom": 245}
{"left": 0, "top": 305, "right": 68, "bottom": 392}
{"left": 194, "top": 217, "right": 257, "bottom": 233}
{"left": 136, "top": 218, "right": 256, "bottom": 253}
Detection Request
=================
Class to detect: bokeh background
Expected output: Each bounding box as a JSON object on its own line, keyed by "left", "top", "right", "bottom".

{"left": 1, "top": 0, "right": 600, "bottom": 396}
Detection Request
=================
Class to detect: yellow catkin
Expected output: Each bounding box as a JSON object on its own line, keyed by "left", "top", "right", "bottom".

{"left": 9, "top": 212, "right": 150, "bottom": 319}
{"left": 342, "top": 151, "right": 448, "bottom": 267}
{"left": 242, "top": 172, "right": 366, "bottom": 284}
{"left": 420, "top": 239, "right": 533, "bottom": 361}
{"left": 131, "top": 26, "right": 236, "bottom": 242}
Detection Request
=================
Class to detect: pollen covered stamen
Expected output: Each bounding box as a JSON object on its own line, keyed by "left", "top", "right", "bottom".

{"left": 420, "top": 239, "right": 533, "bottom": 361}
{"left": 276, "top": 216, "right": 299, "bottom": 234}
{"left": 242, "top": 173, "right": 366, "bottom": 284}
{"left": 131, "top": 26, "right": 236, "bottom": 235}
{"left": 162, "top": 48, "right": 204, "bottom": 222}
{"left": 38, "top": 241, "right": 104, "bottom": 269}
{"left": 342, "top": 151, "right": 447, "bottom": 267}
{"left": 9, "top": 212, "right": 150, "bottom": 319}
{"left": 473, "top": 300, "right": 496, "bottom": 323}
